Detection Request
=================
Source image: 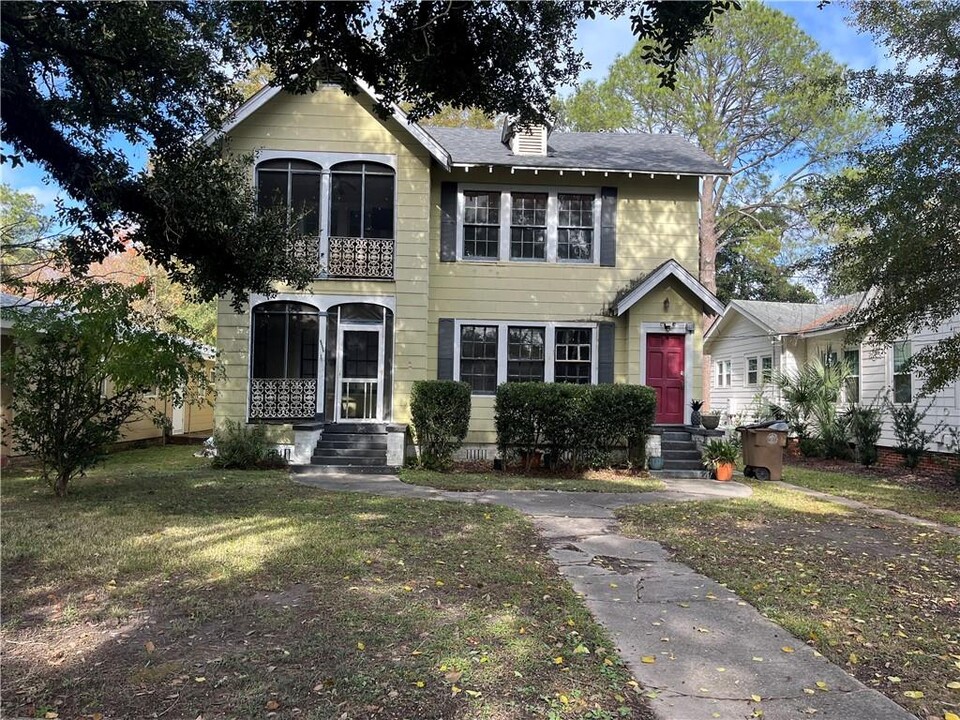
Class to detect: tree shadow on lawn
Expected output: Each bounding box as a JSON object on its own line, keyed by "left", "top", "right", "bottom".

{"left": 2, "top": 448, "right": 653, "bottom": 720}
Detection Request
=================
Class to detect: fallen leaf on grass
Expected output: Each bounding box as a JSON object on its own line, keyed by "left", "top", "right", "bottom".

{"left": 573, "top": 644, "right": 590, "bottom": 655}
{"left": 902, "top": 690, "right": 924, "bottom": 699}
{"left": 265, "top": 700, "right": 280, "bottom": 711}
{"left": 145, "top": 641, "right": 155, "bottom": 654}
{"left": 815, "top": 681, "right": 828, "bottom": 691}
{"left": 357, "top": 642, "right": 365, "bottom": 651}
{"left": 554, "top": 656, "right": 565, "bottom": 665}
{"left": 944, "top": 712, "right": 959, "bottom": 720}
{"left": 641, "top": 656, "right": 656, "bottom": 664}
{"left": 751, "top": 694, "right": 762, "bottom": 702}
{"left": 946, "top": 681, "right": 960, "bottom": 689}
{"left": 451, "top": 685, "right": 462, "bottom": 696}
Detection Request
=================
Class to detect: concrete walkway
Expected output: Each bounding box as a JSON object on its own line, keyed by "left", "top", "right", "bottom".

{"left": 295, "top": 471, "right": 916, "bottom": 720}
{"left": 774, "top": 480, "right": 960, "bottom": 536}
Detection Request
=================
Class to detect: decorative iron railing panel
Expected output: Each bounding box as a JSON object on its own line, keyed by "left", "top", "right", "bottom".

{"left": 287, "top": 235, "right": 323, "bottom": 277}
{"left": 327, "top": 236, "right": 395, "bottom": 279}
{"left": 249, "top": 378, "right": 317, "bottom": 420}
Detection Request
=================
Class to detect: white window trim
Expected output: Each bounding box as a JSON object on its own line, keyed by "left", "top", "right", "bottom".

{"left": 714, "top": 359, "right": 732, "bottom": 388}
{"left": 842, "top": 346, "right": 861, "bottom": 404}
{"left": 891, "top": 340, "right": 913, "bottom": 405}
{"left": 452, "top": 320, "right": 599, "bottom": 394}
{"left": 744, "top": 354, "right": 773, "bottom": 387}
{"left": 455, "top": 183, "right": 601, "bottom": 265}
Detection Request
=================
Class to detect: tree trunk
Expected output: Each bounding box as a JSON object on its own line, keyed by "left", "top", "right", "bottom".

{"left": 54, "top": 472, "right": 69, "bottom": 497}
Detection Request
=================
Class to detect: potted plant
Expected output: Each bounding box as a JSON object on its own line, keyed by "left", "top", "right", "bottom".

{"left": 700, "top": 408, "right": 721, "bottom": 430}
{"left": 701, "top": 438, "right": 739, "bottom": 481}
{"left": 690, "top": 400, "right": 704, "bottom": 427}
{"left": 647, "top": 455, "right": 664, "bottom": 471}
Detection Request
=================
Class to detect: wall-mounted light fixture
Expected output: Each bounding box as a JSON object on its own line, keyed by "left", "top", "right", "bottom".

{"left": 662, "top": 321, "right": 675, "bottom": 331}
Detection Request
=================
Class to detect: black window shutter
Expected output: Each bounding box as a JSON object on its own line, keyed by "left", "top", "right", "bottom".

{"left": 440, "top": 182, "right": 457, "bottom": 262}
{"left": 597, "top": 322, "right": 615, "bottom": 384}
{"left": 438, "top": 318, "right": 455, "bottom": 379}
{"left": 599, "top": 187, "right": 617, "bottom": 267}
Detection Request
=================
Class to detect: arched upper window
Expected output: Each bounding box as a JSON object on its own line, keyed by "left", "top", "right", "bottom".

{"left": 256, "top": 159, "right": 323, "bottom": 236}
{"left": 330, "top": 161, "right": 395, "bottom": 240}
{"left": 251, "top": 301, "right": 320, "bottom": 380}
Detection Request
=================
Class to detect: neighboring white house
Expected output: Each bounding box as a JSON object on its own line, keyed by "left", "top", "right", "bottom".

{"left": 703, "top": 294, "right": 960, "bottom": 454}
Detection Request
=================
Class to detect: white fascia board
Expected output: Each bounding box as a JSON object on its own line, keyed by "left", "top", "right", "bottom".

{"left": 616, "top": 259, "right": 725, "bottom": 317}
{"left": 203, "top": 78, "right": 452, "bottom": 170}
{"left": 450, "top": 163, "right": 730, "bottom": 177}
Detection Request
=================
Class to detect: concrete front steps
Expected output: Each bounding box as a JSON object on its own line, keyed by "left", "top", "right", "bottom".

{"left": 651, "top": 428, "right": 710, "bottom": 479}
{"left": 304, "top": 423, "right": 398, "bottom": 475}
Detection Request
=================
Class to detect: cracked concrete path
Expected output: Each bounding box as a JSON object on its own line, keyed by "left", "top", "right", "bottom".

{"left": 295, "top": 471, "right": 916, "bottom": 720}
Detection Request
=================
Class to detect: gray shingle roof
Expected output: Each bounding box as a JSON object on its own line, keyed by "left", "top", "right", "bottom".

{"left": 734, "top": 293, "right": 865, "bottom": 335}
{"left": 422, "top": 127, "right": 729, "bottom": 176}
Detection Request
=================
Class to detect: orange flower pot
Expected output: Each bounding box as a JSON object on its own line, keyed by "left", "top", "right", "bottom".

{"left": 714, "top": 462, "right": 734, "bottom": 482}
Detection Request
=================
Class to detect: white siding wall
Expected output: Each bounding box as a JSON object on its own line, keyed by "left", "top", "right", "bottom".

{"left": 860, "top": 316, "right": 960, "bottom": 449}
{"left": 706, "top": 312, "right": 779, "bottom": 422}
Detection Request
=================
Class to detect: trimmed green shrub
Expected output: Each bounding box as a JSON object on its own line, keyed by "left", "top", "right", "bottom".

{"left": 495, "top": 382, "right": 656, "bottom": 471}
{"left": 888, "top": 399, "right": 944, "bottom": 469}
{"left": 844, "top": 404, "right": 882, "bottom": 466}
{"left": 212, "top": 421, "right": 285, "bottom": 469}
{"left": 410, "top": 380, "right": 471, "bottom": 470}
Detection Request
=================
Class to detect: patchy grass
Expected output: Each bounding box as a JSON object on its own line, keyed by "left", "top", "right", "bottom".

{"left": 400, "top": 467, "right": 665, "bottom": 494}
{"left": 2, "top": 446, "right": 653, "bottom": 720}
{"left": 783, "top": 464, "right": 960, "bottom": 527}
{"left": 616, "top": 482, "right": 960, "bottom": 720}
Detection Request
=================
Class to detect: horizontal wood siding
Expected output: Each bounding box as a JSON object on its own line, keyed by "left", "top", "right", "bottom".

{"left": 428, "top": 169, "right": 701, "bottom": 443}
{"left": 215, "top": 87, "right": 432, "bottom": 428}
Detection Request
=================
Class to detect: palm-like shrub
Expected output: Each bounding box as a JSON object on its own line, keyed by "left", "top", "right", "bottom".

{"left": 772, "top": 358, "right": 851, "bottom": 458}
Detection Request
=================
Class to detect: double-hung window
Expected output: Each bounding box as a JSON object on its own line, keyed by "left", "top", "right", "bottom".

{"left": 554, "top": 328, "right": 593, "bottom": 384}
{"left": 457, "top": 186, "right": 600, "bottom": 263}
{"left": 510, "top": 193, "right": 548, "bottom": 260}
{"left": 462, "top": 191, "right": 500, "bottom": 260}
{"left": 843, "top": 348, "right": 860, "bottom": 403}
{"left": 746, "top": 357, "right": 759, "bottom": 386}
{"left": 456, "top": 322, "right": 597, "bottom": 393}
{"left": 459, "top": 325, "right": 499, "bottom": 394}
{"left": 507, "top": 327, "right": 546, "bottom": 381}
{"left": 893, "top": 340, "right": 912, "bottom": 403}
{"left": 747, "top": 355, "right": 773, "bottom": 385}
{"left": 715, "top": 359, "right": 732, "bottom": 387}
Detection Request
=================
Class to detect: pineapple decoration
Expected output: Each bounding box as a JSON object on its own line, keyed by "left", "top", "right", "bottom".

{"left": 690, "top": 400, "right": 704, "bottom": 427}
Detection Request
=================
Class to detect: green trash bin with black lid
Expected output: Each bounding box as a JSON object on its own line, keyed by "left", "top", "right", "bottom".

{"left": 737, "top": 420, "right": 788, "bottom": 481}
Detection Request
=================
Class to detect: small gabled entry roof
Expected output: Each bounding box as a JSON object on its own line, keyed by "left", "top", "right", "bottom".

{"left": 615, "top": 259, "right": 725, "bottom": 317}
{"left": 202, "top": 79, "right": 452, "bottom": 170}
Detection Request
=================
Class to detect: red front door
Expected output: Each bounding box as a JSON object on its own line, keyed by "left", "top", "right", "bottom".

{"left": 646, "top": 333, "right": 685, "bottom": 425}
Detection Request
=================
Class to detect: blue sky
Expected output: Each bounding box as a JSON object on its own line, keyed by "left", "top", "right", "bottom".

{"left": 2, "top": 2, "right": 892, "bottom": 216}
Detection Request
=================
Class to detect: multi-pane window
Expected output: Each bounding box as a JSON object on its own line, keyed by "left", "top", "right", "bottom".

{"left": 510, "top": 193, "right": 548, "bottom": 260}
{"left": 555, "top": 328, "right": 592, "bottom": 384}
{"left": 330, "top": 161, "right": 395, "bottom": 239}
{"left": 843, "top": 348, "right": 861, "bottom": 403}
{"left": 893, "top": 341, "right": 912, "bottom": 403}
{"left": 557, "top": 194, "right": 594, "bottom": 261}
{"left": 463, "top": 191, "right": 500, "bottom": 259}
{"left": 459, "top": 325, "right": 499, "bottom": 394}
{"left": 715, "top": 360, "right": 732, "bottom": 387}
{"left": 761, "top": 356, "right": 773, "bottom": 383}
{"left": 257, "top": 159, "right": 323, "bottom": 235}
{"left": 746, "top": 357, "right": 759, "bottom": 386}
{"left": 507, "top": 327, "right": 546, "bottom": 381}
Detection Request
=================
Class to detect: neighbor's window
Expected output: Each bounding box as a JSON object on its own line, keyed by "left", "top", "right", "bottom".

{"left": 507, "top": 326, "right": 546, "bottom": 382}
{"left": 463, "top": 190, "right": 500, "bottom": 259}
{"left": 844, "top": 348, "right": 860, "bottom": 403}
{"left": 746, "top": 357, "right": 759, "bottom": 386}
{"left": 893, "top": 340, "right": 912, "bottom": 403}
{"left": 715, "top": 359, "right": 732, "bottom": 387}
{"left": 329, "top": 161, "right": 395, "bottom": 239}
{"left": 761, "top": 355, "right": 773, "bottom": 383}
{"left": 459, "top": 325, "right": 499, "bottom": 394}
{"left": 510, "top": 193, "right": 548, "bottom": 260}
{"left": 557, "top": 193, "right": 594, "bottom": 261}
{"left": 554, "top": 327, "right": 592, "bottom": 384}
{"left": 256, "top": 159, "right": 323, "bottom": 236}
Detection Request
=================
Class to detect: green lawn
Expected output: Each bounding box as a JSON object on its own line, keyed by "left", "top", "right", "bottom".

{"left": 782, "top": 464, "right": 960, "bottom": 527}
{"left": 400, "top": 468, "right": 665, "bottom": 494}
{"left": 2, "top": 446, "right": 653, "bottom": 720}
{"left": 617, "top": 481, "right": 960, "bottom": 719}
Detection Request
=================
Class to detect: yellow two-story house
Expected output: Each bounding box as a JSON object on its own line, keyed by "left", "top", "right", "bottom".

{"left": 210, "top": 80, "right": 726, "bottom": 469}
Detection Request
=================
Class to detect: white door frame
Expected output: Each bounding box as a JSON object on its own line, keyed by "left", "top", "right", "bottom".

{"left": 335, "top": 322, "right": 384, "bottom": 422}
{"left": 640, "top": 322, "right": 694, "bottom": 425}
{"left": 170, "top": 395, "right": 186, "bottom": 435}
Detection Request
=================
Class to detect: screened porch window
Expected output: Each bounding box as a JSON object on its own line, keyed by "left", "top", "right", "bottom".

{"left": 330, "top": 162, "right": 395, "bottom": 239}
{"left": 256, "top": 159, "right": 322, "bottom": 236}
{"left": 252, "top": 302, "right": 320, "bottom": 379}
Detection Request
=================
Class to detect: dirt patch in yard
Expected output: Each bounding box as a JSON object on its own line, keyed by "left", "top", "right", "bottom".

{"left": 787, "top": 455, "right": 958, "bottom": 492}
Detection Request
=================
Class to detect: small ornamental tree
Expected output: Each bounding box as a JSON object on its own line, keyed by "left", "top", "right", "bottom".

{"left": 5, "top": 280, "right": 214, "bottom": 496}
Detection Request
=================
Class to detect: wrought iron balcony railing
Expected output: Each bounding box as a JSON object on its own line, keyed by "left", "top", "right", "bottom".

{"left": 249, "top": 378, "right": 318, "bottom": 421}
{"left": 327, "top": 236, "right": 395, "bottom": 280}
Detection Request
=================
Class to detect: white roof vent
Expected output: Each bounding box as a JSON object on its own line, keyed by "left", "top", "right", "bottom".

{"left": 501, "top": 116, "right": 551, "bottom": 156}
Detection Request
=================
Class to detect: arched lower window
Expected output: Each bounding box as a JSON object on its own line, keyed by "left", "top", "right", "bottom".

{"left": 256, "top": 159, "right": 323, "bottom": 236}
{"left": 252, "top": 302, "right": 320, "bottom": 380}
{"left": 330, "top": 161, "right": 395, "bottom": 240}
